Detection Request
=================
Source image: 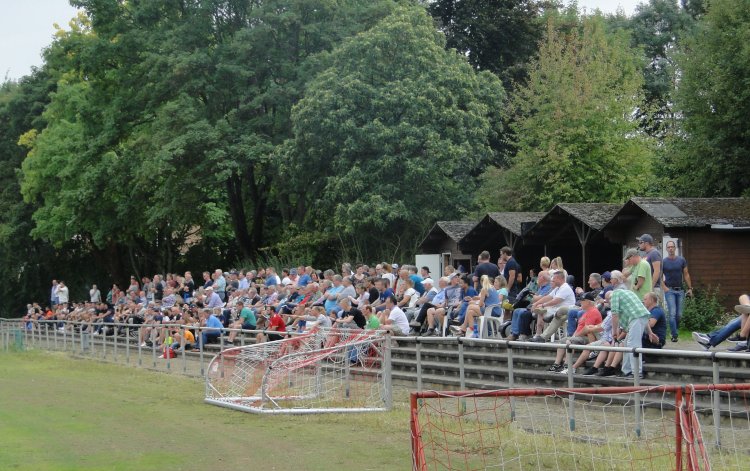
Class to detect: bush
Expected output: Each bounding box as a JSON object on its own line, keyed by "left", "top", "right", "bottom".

{"left": 681, "top": 286, "right": 727, "bottom": 332}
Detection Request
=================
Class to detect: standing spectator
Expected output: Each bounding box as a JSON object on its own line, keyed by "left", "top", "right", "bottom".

{"left": 213, "top": 269, "right": 226, "bottom": 301}
{"left": 127, "top": 276, "right": 140, "bottom": 294}
{"left": 608, "top": 271, "right": 659, "bottom": 378}
{"left": 50, "top": 280, "right": 59, "bottom": 307}
{"left": 662, "top": 240, "right": 693, "bottom": 342}
{"left": 624, "top": 248, "right": 652, "bottom": 300}
{"left": 472, "top": 251, "right": 500, "bottom": 290}
{"left": 499, "top": 246, "right": 521, "bottom": 302}
{"left": 638, "top": 234, "right": 662, "bottom": 303}
{"left": 142, "top": 277, "right": 153, "bottom": 304}
{"left": 56, "top": 281, "right": 70, "bottom": 306}
{"left": 89, "top": 284, "right": 101, "bottom": 303}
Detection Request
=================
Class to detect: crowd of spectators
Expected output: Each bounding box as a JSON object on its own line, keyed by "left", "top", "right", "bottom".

{"left": 23, "top": 234, "right": 749, "bottom": 375}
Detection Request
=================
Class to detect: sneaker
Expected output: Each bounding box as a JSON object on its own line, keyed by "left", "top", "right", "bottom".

{"left": 424, "top": 329, "right": 436, "bottom": 337}
{"left": 518, "top": 335, "right": 529, "bottom": 341}
{"left": 409, "top": 320, "right": 421, "bottom": 328}
{"left": 692, "top": 332, "right": 711, "bottom": 349}
{"left": 559, "top": 367, "right": 575, "bottom": 375}
{"left": 727, "top": 334, "right": 746, "bottom": 342}
{"left": 671, "top": 335, "right": 678, "bottom": 343}
{"left": 727, "top": 343, "right": 748, "bottom": 352}
{"left": 588, "top": 351, "right": 598, "bottom": 360}
{"left": 140, "top": 342, "right": 148, "bottom": 347}
{"left": 735, "top": 304, "right": 750, "bottom": 315}
{"left": 597, "top": 366, "right": 617, "bottom": 377}
{"left": 547, "top": 364, "right": 563, "bottom": 372}
{"left": 506, "top": 334, "right": 517, "bottom": 341}
{"left": 530, "top": 336, "right": 546, "bottom": 343}
{"left": 409, "top": 329, "right": 421, "bottom": 336}
{"left": 581, "top": 366, "right": 598, "bottom": 376}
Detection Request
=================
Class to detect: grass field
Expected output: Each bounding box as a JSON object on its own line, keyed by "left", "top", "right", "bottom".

{"left": 0, "top": 351, "right": 410, "bottom": 471}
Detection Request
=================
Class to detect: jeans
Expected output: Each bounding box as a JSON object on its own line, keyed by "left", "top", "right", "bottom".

{"left": 566, "top": 309, "right": 582, "bottom": 337}
{"left": 200, "top": 330, "right": 221, "bottom": 347}
{"left": 621, "top": 316, "right": 648, "bottom": 375}
{"left": 664, "top": 289, "right": 686, "bottom": 337}
{"left": 708, "top": 315, "right": 743, "bottom": 347}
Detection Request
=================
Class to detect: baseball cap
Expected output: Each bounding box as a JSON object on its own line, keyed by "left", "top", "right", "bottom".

{"left": 637, "top": 234, "right": 654, "bottom": 244}
{"left": 582, "top": 291, "right": 597, "bottom": 302}
{"left": 624, "top": 248, "right": 639, "bottom": 259}
{"left": 601, "top": 271, "right": 612, "bottom": 282}
{"left": 423, "top": 278, "right": 434, "bottom": 286}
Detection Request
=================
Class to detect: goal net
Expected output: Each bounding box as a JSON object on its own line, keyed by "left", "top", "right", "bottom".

{"left": 205, "top": 327, "right": 391, "bottom": 414}
{"left": 410, "top": 384, "right": 750, "bottom": 471}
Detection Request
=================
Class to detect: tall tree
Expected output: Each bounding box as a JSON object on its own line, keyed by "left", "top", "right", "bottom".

{"left": 427, "top": 0, "right": 548, "bottom": 87}
{"left": 287, "top": 5, "right": 505, "bottom": 260}
{"left": 480, "top": 14, "right": 653, "bottom": 211}
{"left": 664, "top": 0, "right": 750, "bottom": 196}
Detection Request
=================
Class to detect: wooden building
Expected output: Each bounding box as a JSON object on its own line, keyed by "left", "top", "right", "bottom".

{"left": 457, "top": 212, "right": 545, "bottom": 274}
{"left": 521, "top": 203, "right": 623, "bottom": 287}
{"left": 602, "top": 197, "right": 750, "bottom": 305}
{"left": 417, "top": 221, "right": 477, "bottom": 273}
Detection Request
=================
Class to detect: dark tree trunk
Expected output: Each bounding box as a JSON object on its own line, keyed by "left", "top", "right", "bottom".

{"left": 226, "top": 174, "right": 253, "bottom": 259}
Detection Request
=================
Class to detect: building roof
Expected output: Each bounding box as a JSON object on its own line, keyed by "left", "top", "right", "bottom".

{"left": 487, "top": 212, "right": 546, "bottom": 236}
{"left": 523, "top": 203, "right": 622, "bottom": 244}
{"left": 627, "top": 197, "right": 750, "bottom": 228}
{"left": 435, "top": 221, "right": 477, "bottom": 242}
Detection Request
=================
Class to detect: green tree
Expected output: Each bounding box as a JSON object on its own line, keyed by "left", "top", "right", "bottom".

{"left": 427, "top": 0, "right": 548, "bottom": 87}
{"left": 482, "top": 14, "right": 653, "bottom": 211}
{"left": 625, "top": 0, "right": 695, "bottom": 139}
{"left": 287, "top": 6, "right": 505, "bottom": 260}
{"left": 665, "top": 0, "right": 750, "bottom": 197}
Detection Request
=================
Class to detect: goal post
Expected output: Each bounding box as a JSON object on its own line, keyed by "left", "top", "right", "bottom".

{"left": 410, "top": 383, "right": 750, "bottom": 471}
{"left": 205, "top": 328, "right": 392, "bottom": 414}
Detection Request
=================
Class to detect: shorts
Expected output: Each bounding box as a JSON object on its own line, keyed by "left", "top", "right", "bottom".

{"left": 241, "top": 323, "right": 256, "bottom": 331}
{"left": 567, "top": 336, "right": 589, "bottom": 345}
{"left": 587, "top": 339, "right": 610, "bottom": 348}
{"left": 268, "top": 333, "right": 284, "bottom": 342}
{"left": 389, "top": 325, "right": 406, "bottom": 337}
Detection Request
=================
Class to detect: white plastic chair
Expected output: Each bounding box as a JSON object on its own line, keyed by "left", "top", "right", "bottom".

{"left": 479, "top": 303, "right": 503, "bottom": 339}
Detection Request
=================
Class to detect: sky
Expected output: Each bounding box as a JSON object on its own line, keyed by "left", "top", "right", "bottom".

{"left": 1, "top": 0, "right": 645, "bottom": 82}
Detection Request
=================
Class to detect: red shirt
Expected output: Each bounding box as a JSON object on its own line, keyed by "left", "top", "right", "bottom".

{"left": 268, "top": 313, "right": 286, "bottom": 333}
{"left": 574, "top": 306, "right": 602, "bottom": 337}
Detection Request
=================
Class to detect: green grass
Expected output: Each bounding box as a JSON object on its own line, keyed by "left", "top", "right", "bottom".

{"left": 0, "top": 351, "right": 410, "bottom": 471}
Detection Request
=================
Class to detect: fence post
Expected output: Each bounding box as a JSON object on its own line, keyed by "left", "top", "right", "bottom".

{"left": 711, "top": 354, "right": 721, "bottom": 447}
{"left": 633, "top": 349, "right": 642, "bottom": 438}
{"left": 458, "top": 337, "right": 466, "bottom": 415}
{"left": 113, "top": 323, "right": 118, "bottom": 362}
{"left": 675, "top": 387, "right": 684, "bottom": 471}
{"left": 199, "top": 327, "right": 205, "bottom": 377}
{"left": 415, "top": 337, "right": 423, "bottom": 392}
{"left": 181, "top": 325, "right": 187, "bottom": 375}
{"left": 507, "top": 342, "right": 516, "bottom": 420}
{"left": 566, "top": 345, "right": 575, "bottom": 432}
{"left": 383, "top": 333, "right": 393, "bottom": 410}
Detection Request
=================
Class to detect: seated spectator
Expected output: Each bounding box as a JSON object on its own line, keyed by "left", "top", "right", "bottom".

{"left": 227, "top": 301, "right": 256, "bottom": 344}
{"left": 530, "top": 271, "right": 577, "bottom": 342}
{"left": 256, "top": 305, "right": 287, "bottom": 343}
{"left": 547, "top": 292, "right": 602, "bottom": 373}
{"left": 193, "top": 309, "right": 223, "bottom": 350}
{"left": 378, "top": 295, "right": 410, "bottom": 336}
{"left": 451, "top": 275, "right": 503, "bottom": 337}
{"left": 333, "top": 298, "right": 366, "bottom": 330}
{"left": 508, "top": 270, "right": 553, "bottom": 341}
{"left": 566, "top": 273, "right": 604, "bottom": 337}
{"left": 642, "top": 292, "right": 667, "bottom": 349}
{"left": 363, "top": 305, "right": 380, "bottom": 330}
{"left": 693, "top": 294, "right": 750, "bottom": 350}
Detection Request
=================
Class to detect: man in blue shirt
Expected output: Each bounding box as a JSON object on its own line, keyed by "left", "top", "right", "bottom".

{"left": 508, "top": 271, "right": 553, "bottom": 340}
{"left": 661, "top": 241, "right": 693, "bottom": 342}
{"left": 195, "top": 309, "right": 223, "bottom": 350}
{"left": 642, "top": 292, "right": 667, "bottom": 348}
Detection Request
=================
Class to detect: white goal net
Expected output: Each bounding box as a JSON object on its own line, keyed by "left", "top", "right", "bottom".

{"left": 205, "top": 328, "right": 392, "bottom": 414}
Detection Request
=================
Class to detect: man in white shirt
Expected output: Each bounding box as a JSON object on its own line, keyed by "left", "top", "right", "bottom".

{"left": 530, "top": 271, "right": 577, "bottom": 342}
{"left": 56, "top": 281, "right": 70, "bottom": 306}
{"left": 89, "top": 284, "right": 101, "bottom": 303}
{"left": 380, "top": 295, "right": 410, "bottom": 336}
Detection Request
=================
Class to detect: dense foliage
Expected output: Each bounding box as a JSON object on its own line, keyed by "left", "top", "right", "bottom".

{"left": 0, "top": 0, "right": 748, "bottom": 315}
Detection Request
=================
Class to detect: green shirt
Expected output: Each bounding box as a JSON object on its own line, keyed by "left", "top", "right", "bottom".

{"left": 239, "top": 307, "right": 256, "bottom": 326}
{"left": 630, "top": 259, "right": 652, "bottom": 300}
{"left": 610, "top": 289, "right": 650, "bottom": 329}
{"left": 366, "top": 315, "right": 380, "bottom": 330}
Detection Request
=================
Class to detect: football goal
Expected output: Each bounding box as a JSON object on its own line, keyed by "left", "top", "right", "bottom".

{"left": 205, "top": 328, "right": 392, "bottom": 414}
